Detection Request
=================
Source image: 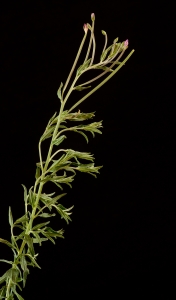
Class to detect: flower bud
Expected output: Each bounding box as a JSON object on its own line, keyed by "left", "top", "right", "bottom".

{"left": 101, "top": 30, "right": 107, "bottom": 35}
{"left": 83, "top": 23, "right": 88, "bottom": 33}
{"left": 124, "top": 39, "right": 129, "bottom": 48}
{"left": 91, "top": 13, "right": 95, "bottom": 21}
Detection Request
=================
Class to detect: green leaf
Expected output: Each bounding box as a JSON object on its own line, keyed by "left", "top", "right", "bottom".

{"left": 54, "top": 205, "right": 74, "bottom": 224}
{"left": 14, "top": 290, "right": 24, "bottom": 300}
{"left": 49, "top": 193, "right": 67, "bottom": 205}
{"left": 44, "top": 227, "right": 65, "bottom": 238}
{"left": 32, "top": 221, "right": 50, "bottom": 231}
{"left": 33, "top": 237, "right": 48, "bottom": 244}
{"left": 14, "top": 230, "right": 25, "bottom": 242}
{"left": 14, "top": 214, "right": 29, "bottom": 226}
{"left": 21, "top": 184, "right": 28, "bottom": 206}
{"left": 0, "top": 285, "right": 6, "bottom": 298}
{"left": 22, "top": 268, "right": 29, "bottom": 288}
{"left": 66, "top": 111, "right": 95, "bottom": 122}
{"left": 6, "top": 268, "right": 19, "bottom": 284}
{"left": 24, "top": 235, "right": 35, "bottom": 257}
{"left": 108, "top": 43, "right": 122, "bottom": 59}
{"left": 57, "top": 82, "right": 63, "bottom": 101}
{"left": 25, "top": 254, "right": 41, "bottom": 269}
{"left": 38, "top": 213, "right": 56, "bottom": 218}
{"left": 20, "top": 255, "right": 27, "bottom": 272}
{"left": 74, "top": 85, "right": 91, "bottom": 91}
{"left": 73, "top": 130, "right": 89, "bottom": 143}
{"left": 0, "top": 269, "right": 10, "bottom": 285}
{"left": 100, "top": 45, "right": 114, "bottom": 61}
{"left": 52, "top": 135, "right": 67, "bottom": 146}
{"left": 8, "top": 207, "right": 13, "bottom": 228}
{"left": 76, "top": 58, "right": 91, "bottom": 75}
{"left": 40, "top": 126, "right": 55, "bottom": 142}
{"left": 28, "top": 187, "right": 35, "bottom": 208}
{"left": 52, "top": 182, "right": 63, "bottom": 190}
{"left": 46, "top": 112, "right": 57, "bottom": 128}
{"left": 35, "top": 166, "right": 40, "bottom": 180}
{"left": 0, "top": 238, "right": 15, "bottom": 249}
{"left": 95, "top": 65, "right": 114, "bottom": 72}
{"left": 0, "top": 259, "right": 13, "bottom": 265}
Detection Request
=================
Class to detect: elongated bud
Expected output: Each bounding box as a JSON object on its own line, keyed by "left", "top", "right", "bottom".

{"left": 124, "top": 39, "right": 129, "bottom": 48}
{"left": 91, "top": 13, "right": 95, "bottom": 21}
{"left": 83, "top": 23, "right": 88, "bottom": 33}
{"left": 101, "top": 30, "right": 107, "bottom": 35}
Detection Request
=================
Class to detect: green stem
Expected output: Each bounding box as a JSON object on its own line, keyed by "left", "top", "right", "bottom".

{"left": 62, "top": 30, "right": 88, "bottom": 97}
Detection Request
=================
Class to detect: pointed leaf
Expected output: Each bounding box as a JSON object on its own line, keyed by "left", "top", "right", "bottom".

{"left": 95, "top": 65, "right": 114, "bottom": 72}
{"left": 74, "top": 85, "right": 91, "bottom": 91}
{"left": 22, "top": 268, "right": 29, "bottom": 288}
{"left": 32, "top": 221, "right": 50, "bottom": 231}
{"left": 57, "top": 82, "right": 63, "bottom": 101}
{"left": 35, "top": 166, "right": 40, "bottom": 180}
{"left": 21, "top": 184, "right": 28, "bottom": 206}
{"left": 73, "top": 130, "right": 89, "bottom": 143}
{"left": 0, "top": 238, "right": 16, "bottom": 249}
{"left": 14, "top": 291, "right": 24, "bottom": 300}
{"left": 38, "top": 213, "right": 56, "bottom": 218}
{"left": 0, "top": 259, "right": 13, "bottom": 265}
{"left": 40, "top": 126, "right": 55, "bottom": 142}
{"left": 46, "top": 112, "right": 57, "bottom": 127}
{"left": 8, "top": 207, "right": 13, "bottom": 228}
{"left": 25, "top": 254, "right": 41, "bottom": 269}
{"left": 14, "top": 214, "right": 29, "bottom": 226}
{"left": 0, "top": 269, "right": 10, "bottom": 285}
{"left": 24, "top": 235, "right": 35, "bottom": 256}
{"left": 52, "top": 135, "right": 67, "bottom": 146}
{"left": 76, "top": 58, "right": 91, "bottom": 75}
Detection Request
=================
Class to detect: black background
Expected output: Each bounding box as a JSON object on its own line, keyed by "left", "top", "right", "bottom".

{"left": 0, "top": 0, "right": 175, "bottom": 298}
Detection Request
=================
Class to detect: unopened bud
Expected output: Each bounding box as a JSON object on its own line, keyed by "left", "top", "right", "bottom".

{"left": 91, "top": 13, "right": 95, "bottom": 21}
{"left": 101, "top": 30, "right": 107, "bottom": 35}
{"left": 124, "top": 39, "right": 129, "bottom": 48}
{"left": 83, "top": 23, "right": 88, "bottom": 33}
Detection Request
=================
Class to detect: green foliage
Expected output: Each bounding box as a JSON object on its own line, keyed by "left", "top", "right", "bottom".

{"left": 0, "top": 13, "right": 134, "bottom": 300}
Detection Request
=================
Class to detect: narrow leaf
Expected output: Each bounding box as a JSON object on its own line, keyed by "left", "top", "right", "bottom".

{"left": 14, "top": 214, "right": 29, "bottom": 226}
{"left": 23, "top": 268, "right": 29, "bottom": 288}
{"left": 32, "top": 221, "right": 50, "bottom": 231}
{"left": 24, "top": 235, "right": 35, "bottom": 256}
{"left": 73, "top": 130, "right": 89, "bottom": 143}
{"left": 38, "top": 213, "right": 56, "bottom": 218}
{"left": 0, "top": 259, "right": 13, "bottom": 265}
{"left": 25, "top": 254, "right": 41, "bottom": 269}
{"left": 57, "top": 82, "right": 63, "bottom": 101}
{"left": 35, "top": 166, "right": 40, "bottom": 180}
{"left": 21, "top": 184, "right": 28, "bottom": 206}
{"left": 14, "top": 290, "right": 24, "bottom": 300}
{"left": 76, "top": 58, "right": 91, "bottom": 75}
{"left": 8, "top": 207, "right": 13, "bottom": 228}
{"left": 0, "top": 238, "right": 15, "bottom": 249}
{"left": 74, "top": 85, "right": 91, "bottom": 91}
{"left": 52, "top": 135, "right": 67, "bottom": 146}
{"left": 40, "top": 126, "right": 55, "bottom": 142}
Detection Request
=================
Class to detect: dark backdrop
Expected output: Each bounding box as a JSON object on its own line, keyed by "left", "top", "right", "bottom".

{"left": 0, "top": 0, "right": 175, "bottom": 298}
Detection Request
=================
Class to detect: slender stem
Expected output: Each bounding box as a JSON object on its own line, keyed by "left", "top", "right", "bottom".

{"left": 84, "top": 23, "right": 94, "bottom": 63}
{"left": 39, "top": 141, "right": 43, "bottom": 172}
{"left": 90, "top": 31, "right": 96, "bottom": 66}
{"left": 68, "top": 49, "right": 135, "bottom": 113}
{"left": 62, "top": 31, "right": 88, "bottom": 97}
{"left": 102, "top": 32, "right": 108, "bottom": 53}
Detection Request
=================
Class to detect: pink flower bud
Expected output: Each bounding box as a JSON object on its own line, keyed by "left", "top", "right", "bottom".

{"left": 91, "top": 13, "right": 95, "bottom": 21}
{"left": 124, "top": 39, "right": 129, "bottom": 48}
{"left": 83, "top": 23, "right": 88, "bottom": 33}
